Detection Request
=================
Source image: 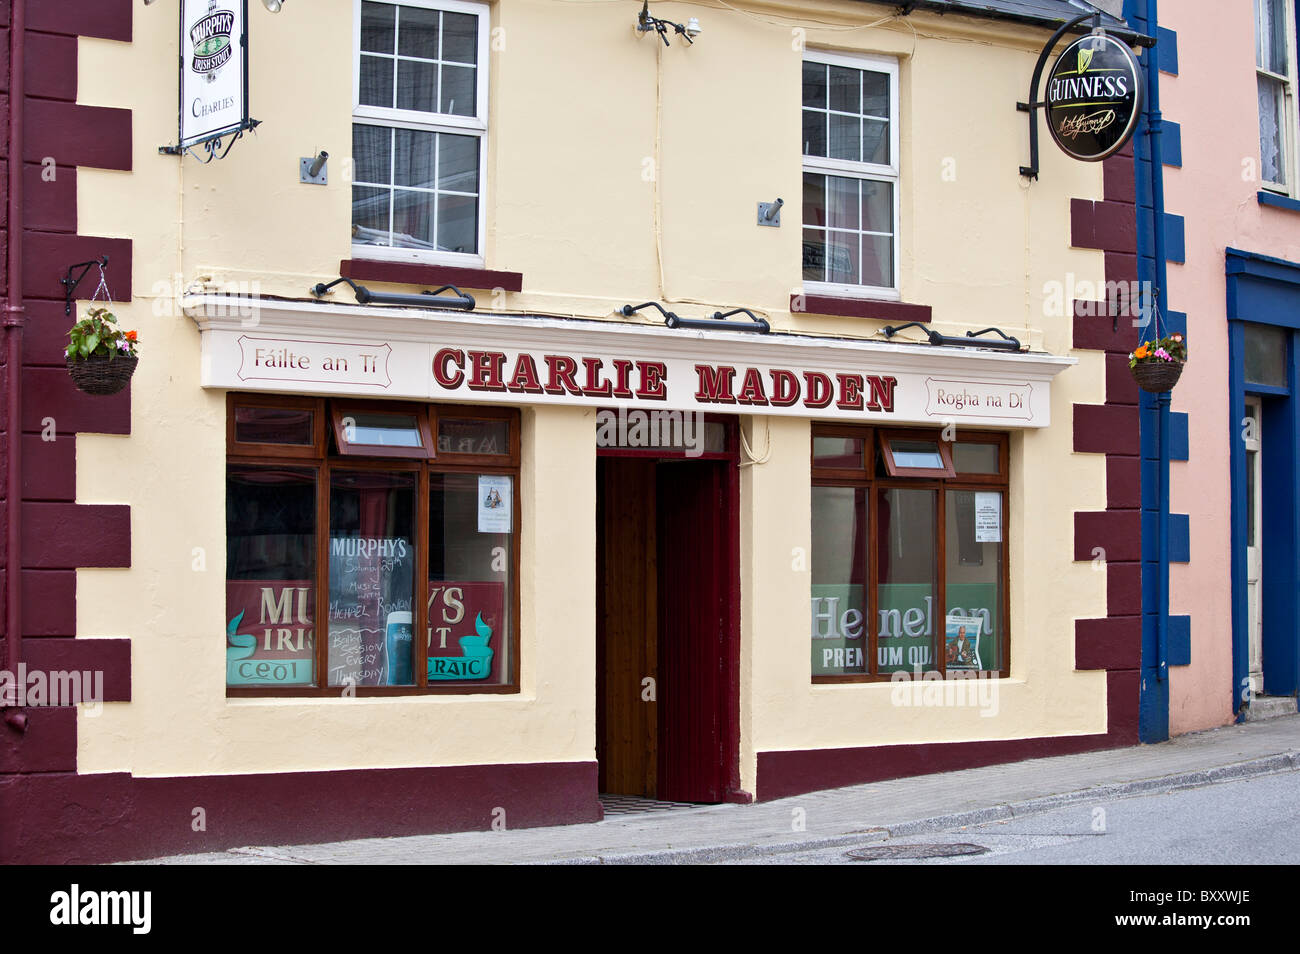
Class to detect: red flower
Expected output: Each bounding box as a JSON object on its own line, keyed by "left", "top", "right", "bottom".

{"left": 125, "top": 330, "right": 138, "bottom": 342}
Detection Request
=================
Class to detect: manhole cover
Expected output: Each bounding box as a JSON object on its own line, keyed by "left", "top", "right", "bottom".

{"left": 845, "top": 843, "right": 990, "bottom": 861}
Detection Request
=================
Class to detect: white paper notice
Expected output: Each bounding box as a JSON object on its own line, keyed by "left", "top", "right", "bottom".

{"left": 478, "top": 476, "right": 513, "bottom": 533}
{"left": 974, "top": 492, "right": 1002, "bottom": 543}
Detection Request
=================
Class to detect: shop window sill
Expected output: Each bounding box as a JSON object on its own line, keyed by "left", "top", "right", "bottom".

{"left": 341, "top": 258, "right": 524, "bottom": 293}
{"left": 1257, "top": 191, "right": 1300, "bottom": 215}
{"left": 793, "top": 293, "right": 932, "bottom": 323}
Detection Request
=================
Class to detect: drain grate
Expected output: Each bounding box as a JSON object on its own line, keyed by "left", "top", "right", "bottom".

{"left": 845, "top": 843, "right": 990, "bottom": 861}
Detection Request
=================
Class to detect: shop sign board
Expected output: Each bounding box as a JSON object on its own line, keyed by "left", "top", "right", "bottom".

{"left": 196, "top": 314, "right": 1068, "bottom": 428}
{"left": 177, "top": 0, "right": 254, "bottom": 150}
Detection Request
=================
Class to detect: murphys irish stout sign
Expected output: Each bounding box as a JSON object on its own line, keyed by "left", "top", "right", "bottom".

{"left": 1045, "top": 33, "right": 1143, "bottom": 162}
{"left": 179, "top": 0, "right": 249, "bottom": 148}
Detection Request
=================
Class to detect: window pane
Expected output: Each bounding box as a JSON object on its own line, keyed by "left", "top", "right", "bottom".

{"left": 946, "top": 490, "right": 1003, "bottom": 672}
{"left": 863, "top": 117, "right": 890, "bottom": 165}
{"left": 828, "top": 65, "right": 860, "bottom": 114}
{"left": 811, "top": 486, "right": 867, "bottom": 676}
{"left": 802, "top": 109, "right": 827, "bottom": 158}
{"left": 1257, "top": 0, "right": 1288, "bottom": 72}
{"left": 828, "top": 112, "right": 861, "bottom": 161}
{"left": 439, "top": 133, "right": 479, "bottom": 193}
{"left": 327, "top": 471, "right": 417, "bottom": 687}
{"left": 440, "top": 64, "right": 476, "bottom": 116}
{"left": 353, "top": 123, "right": 391, "bottom": 185}
{"left": 361, "top": 1, "right": 396, "bottom": 54}
{"left": 863, "top": 70, "right": 890, "bottom": 120}
{"left": 438, "top": 193, "right": 478, "bottom": 253}
{"left": 429, "top": 473, "right": 513, "bottom": 684}
{"left": 862, "top": 234, "right": 893, "bottom": 287}
{"left": 234, "top": 406, "right": 314, "bottom": 446}
{"left": 342, "top": 412, "right": 424, "bottom": 447}
{"left": 1259, "top": 74, "right": 1286, "bottom": 185}
{"left": 227, "top": 467, "right": 317, "bottom": 687}
{"left": 827, "top": 176, "right": 859, "bottom": 231}
{"left": 442, "top": 12, "right": 479, "bottom": 64}
{"left": 802, "top": 61, "right": 826, "bottom": 108}
{"left": 877, "top": 488, "right": 937, "bottom": 674}
{"left": 397, "top": 5, "right": 439, "bottom": 59}
{"left": 954, "top": 442, "right": 1000, "bottom": 474}
{"left": 394, "top": 127, "right": 436, "bottom": 188}
{"left": 352, "top": 186, "right": 391, "bottom": 243}
{"left": 862, "top": 179, "right": 892, "bottom": 233}
{"left": 890, "top": 439, "right": 944, "bottom": 469}
{"left": 359, "top": 54, "right": 395, "bottom": 108}
{"left": 438, "top": 418, "right": 509, "bottom": 456}
{"left": 1244, "top": 323, "right": 1289, "bottom": 386}
{"left": 396, "top": 58, "right": 438, "bottom": 112}
{"left": 802, "top": 229, "right": 827, "bottom": 282}
{"left": 802, "top": 172, "right": 826, "bottom": 227}
{"left": 392, "top": 189, "right": 436, "bottom": 248}
{"left": 826, "top": 232, "right": 859, "bottom": 285}
{"left": 813, "top": 436, "right": 863, "bottom": 470}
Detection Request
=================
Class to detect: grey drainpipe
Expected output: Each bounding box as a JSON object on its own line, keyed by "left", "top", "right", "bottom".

{"left": 4, "top": 0, "right": 28, "bottom": 732}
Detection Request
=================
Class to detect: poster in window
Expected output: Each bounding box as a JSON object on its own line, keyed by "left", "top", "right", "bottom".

{"left": 327, "top": 536, "right": 414, "bottom": 687}
{"left": 427, "top": 580, "right": 505, "bottom": 681}
{"left": 477, "top": 476, "right": 512, "bottom": 533}
{"left": 974, "top": 492, "right": 1002, "bottom": 543}
{"left": 226, "top": 580, "right": 315, "bottom": 686}
{"left": 945, "top": 614, "right": 984, "bottom": 671}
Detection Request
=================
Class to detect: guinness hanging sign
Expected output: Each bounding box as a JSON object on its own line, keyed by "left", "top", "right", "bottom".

{"left": 1044, "top": 33, "right": 1143, "bottom": 162}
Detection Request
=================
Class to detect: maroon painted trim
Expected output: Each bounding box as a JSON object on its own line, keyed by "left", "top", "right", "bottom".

{"left": 21, "top": 503, "right": 130, "bottom": 568}
{"left": 24, "top": 102, "right": 131, "bottom": 171}
{"left": 1076, "top": 616, "right": 1141, "bottom": 671}
{"left": 1074, "top": 404, "right": 1139, "bottom": 455}
{"left": 1073, "top": 510, "right": 1141, "bottom": 563}
{"left": 28, "top": 0, "right": 133, "bottom": 43}
{"left": 20, "top": 637, "right": 131, "bottom": 701}
{"left": 341, "top": 258, "right": 524, "bottom": 293}
{"left": 793, "top": 294, "right": 931, "bottom": 324}
{"left": 0, "top": 760, "right": 601, "bottom": 864}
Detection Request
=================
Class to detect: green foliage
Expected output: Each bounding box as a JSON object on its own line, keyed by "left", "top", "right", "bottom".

{"left": 1128, "top": 332, "right": 1186, "bottom": 370}
{"left": 65, "top": 307, "right": 139, "bottom": 362}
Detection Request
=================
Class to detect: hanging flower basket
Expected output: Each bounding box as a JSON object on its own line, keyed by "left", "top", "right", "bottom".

{"left": 66, "top": 353, "right": 139, "bottom": 395}
{"left": 65, "top": 306, "right": 140, "bottom": 396}
{"left": 1129, "top": 332, "right": 1186, "bottom": 394}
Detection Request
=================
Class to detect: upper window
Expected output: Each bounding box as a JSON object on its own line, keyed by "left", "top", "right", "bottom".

{"left": 801, "top": 51, "right": 900, "bottom": 298}
{"left": 352, "top": 0, "right": 489, "bottom": 263}
{"left": 811, "top": 426, "right": 1008, "bottom": 682}
{"left": 1256, "top": 0, "right": 1297, "bottom": 191}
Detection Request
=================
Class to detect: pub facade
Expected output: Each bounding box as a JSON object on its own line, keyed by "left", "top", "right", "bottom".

{"left": 0, "top": 0, "right": 1154, "bottom": 862}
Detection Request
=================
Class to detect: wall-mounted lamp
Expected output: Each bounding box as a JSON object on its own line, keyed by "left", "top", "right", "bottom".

{"left": 622, "top": 301, "right": 769, "bottom": 334}
{"left": 882, "top": 321, "right": 1023, "bottom": 352}
{"left": 262, "top": 0, "right": 286, "bottom": 11}
{"left": 636, "top": 1, "right": 700, "bottom": 46}
{"left": 312, "top": 276, "right": 475, "bottom": 311}
{"left": 301, "top": 150, "right": 329, "bottom": 184}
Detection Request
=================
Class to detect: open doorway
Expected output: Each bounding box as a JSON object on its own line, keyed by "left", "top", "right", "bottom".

{"left": 595, "top": 426, "right": 740, "bottom": 803}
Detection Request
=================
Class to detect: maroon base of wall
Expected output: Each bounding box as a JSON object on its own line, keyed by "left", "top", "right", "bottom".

{"left": 0, "top": 760, "right": 601, "bottom": 864}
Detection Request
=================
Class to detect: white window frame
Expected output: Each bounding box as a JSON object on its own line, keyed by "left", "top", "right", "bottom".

{"left": 1256, "top": 0, "right": 1299, "bottom": 194}
{"left": 801, "top": 49, "right": 901, "bottom": 301}
{"left": 352, "top": 0, "right": 490, "bottom": 266}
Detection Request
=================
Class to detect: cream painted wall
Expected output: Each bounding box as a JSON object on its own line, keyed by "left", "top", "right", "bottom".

{"left": 71, "top": 0, "right": 1111, "bottom": 781}
{"left": 1158, "top": 2, "right": 1295, "bottom": 735}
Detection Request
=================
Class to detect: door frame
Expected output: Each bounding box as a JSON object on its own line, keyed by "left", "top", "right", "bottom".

{"left": 595, "top": 413, "right": 744, "bottom": 802}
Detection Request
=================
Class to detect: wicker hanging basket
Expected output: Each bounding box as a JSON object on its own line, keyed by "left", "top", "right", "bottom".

{"left": 66, "top": 354, "right": 138, "bottom": 396}
{"left": 1131, "top": 360, "right": 1183, "bottom": 394}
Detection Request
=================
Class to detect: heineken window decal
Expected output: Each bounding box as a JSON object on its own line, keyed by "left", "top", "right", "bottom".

{"left": 1044, "top": 32, "right": 1143, "bottom": 163}
{"left": 167, "top": 0, "right": 258, "bottom": 160}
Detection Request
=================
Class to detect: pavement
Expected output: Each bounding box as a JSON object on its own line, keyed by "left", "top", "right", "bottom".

{"left": 136, "top": 714, "right": 1300, "bottom": 864}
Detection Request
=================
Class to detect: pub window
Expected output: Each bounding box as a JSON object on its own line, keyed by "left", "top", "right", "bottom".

{"left": 352, "top": 0, "right": 489, "bottom": 263}
{"left": 801, "top": 50, "right": 900, "bottom": 296}
{"left": 226, "top": 396, "right": 519, "bottom": 695}
{"left": 811, "top": 425, "right": 1008, "bottom": 681}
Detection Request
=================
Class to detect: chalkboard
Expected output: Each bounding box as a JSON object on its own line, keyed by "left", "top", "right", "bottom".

{"left": 327, "top": 536, "right": 414, "bottom": 687}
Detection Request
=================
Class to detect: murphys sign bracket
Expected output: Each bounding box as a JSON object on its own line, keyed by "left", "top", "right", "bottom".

{"left": 160, "top": 0, "right": 260, "bottom": 163}
{"left": 1017, "top": 13, "right": 1151, "bottom": 179}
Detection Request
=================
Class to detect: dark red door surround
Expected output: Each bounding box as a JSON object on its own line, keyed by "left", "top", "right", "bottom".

{"left": 757, "top": 152, "right": 1143, "bottom": 800}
